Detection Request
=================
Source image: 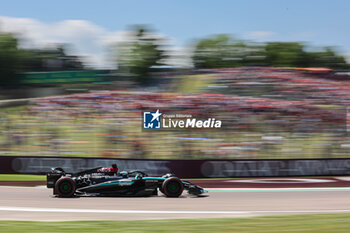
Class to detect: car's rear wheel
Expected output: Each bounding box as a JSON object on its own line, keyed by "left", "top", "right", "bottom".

{"left": 55, "top": 177, "right": 76, "bottom": 198}
{"left": 162, "top": 177, "right": 183, "bottom": 197}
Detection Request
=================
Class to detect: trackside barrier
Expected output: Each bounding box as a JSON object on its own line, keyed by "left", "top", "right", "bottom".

{"left": 1, "top": 156, "right": 350, "bottom": 178}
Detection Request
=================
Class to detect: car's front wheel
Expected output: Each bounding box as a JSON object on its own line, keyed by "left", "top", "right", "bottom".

{"left": 162, "top": 177, "right": 183, "bottom": 197}
{"left": 55, "top": 177, "right": 76, "bottom": 198}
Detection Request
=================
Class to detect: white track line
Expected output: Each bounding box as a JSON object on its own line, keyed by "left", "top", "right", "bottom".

{"left": 1, "top": 207, "right": 350, "bottom": 215}
{"left": 0, "top": 207, "right": 247, "bottom": 214}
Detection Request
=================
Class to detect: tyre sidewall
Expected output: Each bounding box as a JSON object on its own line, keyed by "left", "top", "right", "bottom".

{"left": 162, "top": 177, "right": 183, "bottom": 197}
{"left": 55, "top": 177, "right": 76, "bottom": 198}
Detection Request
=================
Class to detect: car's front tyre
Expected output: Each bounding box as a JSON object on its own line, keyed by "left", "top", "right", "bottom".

{"left": 162, "top": 177, "right": 183, "bottom": 197}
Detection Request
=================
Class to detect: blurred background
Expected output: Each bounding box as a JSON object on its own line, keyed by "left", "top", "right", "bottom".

{"left": 0, "top": 0, "right": 350, "bottom": 160}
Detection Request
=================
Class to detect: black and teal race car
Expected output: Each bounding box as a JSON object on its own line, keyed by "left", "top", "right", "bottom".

{"left": 47, "top": 164, "right": 207, "bottom": 198}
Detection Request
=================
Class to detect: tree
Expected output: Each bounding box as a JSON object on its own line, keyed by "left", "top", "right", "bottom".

{"left": 192, "top": 34, "right": 249, "bottom": 68}
{"left": 264, "top": 42, "right": 308, "bottom": 67}
{"left": 117, "top": 26, "right": 167, "bottom": 84}
{"left": 306, "top": 47, "right": 349, "bottom": 70}
{"left": 23, "top": 44, "right": 84, "bottom": 72}
{"left": 192, "top": 35, "right": 350, "bottom": 70}
{"left": 0, "top": 33, "right": 23, "bottom": 88}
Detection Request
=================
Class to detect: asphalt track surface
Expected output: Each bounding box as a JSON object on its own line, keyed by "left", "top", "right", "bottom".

{"left": 1, "top": 184, "right": 350, "bottom": 221}
{"left": 4, "top": 176, "right": 350, "bottom": 188}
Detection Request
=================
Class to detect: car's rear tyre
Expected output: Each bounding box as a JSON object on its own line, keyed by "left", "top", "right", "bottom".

{"left": 162, "top": 177, "right": 183, "bottom": 197}
{"left": 55, "top": 177, "right": 76, "bottom": 198}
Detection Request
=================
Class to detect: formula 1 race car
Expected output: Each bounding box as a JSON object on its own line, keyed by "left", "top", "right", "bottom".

{"left": 47, "top": 164, "right": 207, "bottom": 198}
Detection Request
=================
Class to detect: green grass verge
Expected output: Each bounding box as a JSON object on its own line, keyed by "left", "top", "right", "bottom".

{"left": 0, "top": 174, "right": 45, "bottom": 181}
{"left": 1, "top": 213, "right": 350, "bottom": 233}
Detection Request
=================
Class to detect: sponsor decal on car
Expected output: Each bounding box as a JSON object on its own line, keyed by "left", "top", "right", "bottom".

{"left": 118, "top": 179, "right": 133, "bottom": 186}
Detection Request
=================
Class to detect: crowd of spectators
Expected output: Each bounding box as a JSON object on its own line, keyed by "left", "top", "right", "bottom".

{"left": 1, "top": 67, "right": 349, "bottom": 159}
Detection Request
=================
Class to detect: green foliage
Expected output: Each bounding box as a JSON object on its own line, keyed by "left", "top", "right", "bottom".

{"left": 23, "top": 44, "right": 84, "bottom": 72}
{"left": 0, "top": 33, "right": 22, "bottom": 88}
{"left": 306, "top": 47, "right": 350, "bottom": 70}
{"left": 192, "top": 35, "right": 349, "bottom": 70}
{"left": 0, "top": 33, "right": 84, "bottom": 89}
{"left": 117, "top": 25, "right": 167, "bottom": 84}
{"left": 192, "top": 34, "right": 251, "bottom": 68}
{"left": 264, "top": 42, "right": 308, "bottom": 67}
